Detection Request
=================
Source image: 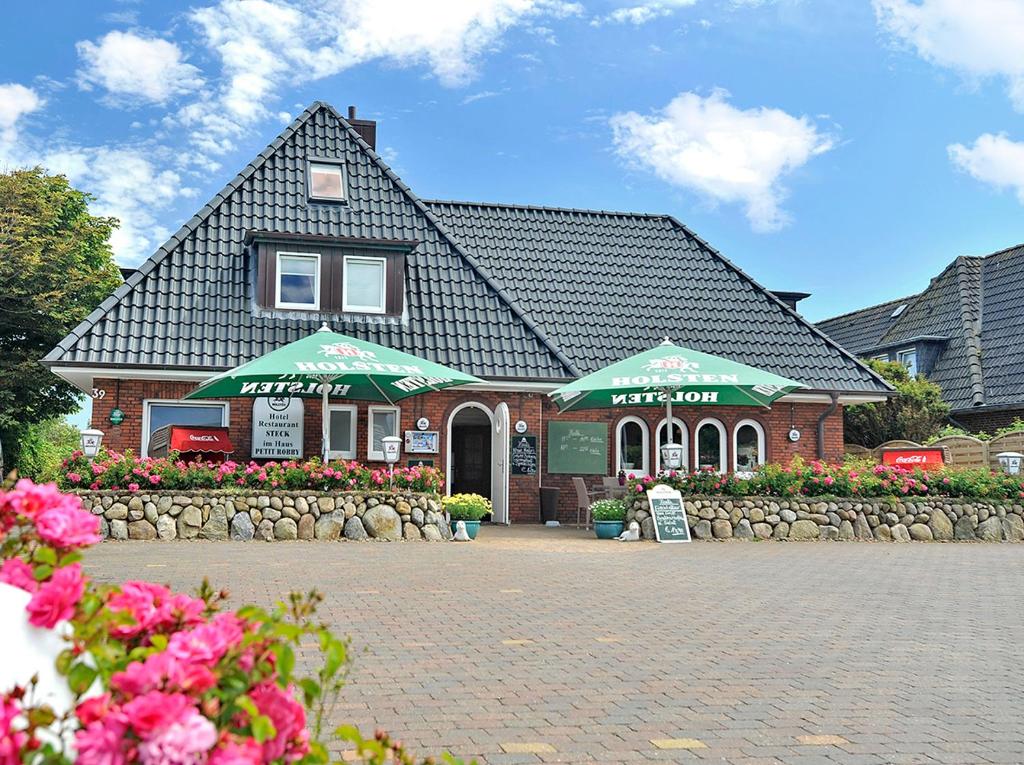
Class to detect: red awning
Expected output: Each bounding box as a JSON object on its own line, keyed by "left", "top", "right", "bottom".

{"left": 169, "top": 426, "right": 234, "bottom": 453}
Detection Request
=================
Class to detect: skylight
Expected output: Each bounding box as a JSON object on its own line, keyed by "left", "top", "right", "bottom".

{"left": 891, "top": 303, "right": 907, "bottom": 318}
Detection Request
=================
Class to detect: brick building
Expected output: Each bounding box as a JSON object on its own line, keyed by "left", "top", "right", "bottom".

{"left": 44, "top": 102, "right": 889, "bottom": 523}
{"left": 818, "top": 244, "right": 1024, "bottom": 436}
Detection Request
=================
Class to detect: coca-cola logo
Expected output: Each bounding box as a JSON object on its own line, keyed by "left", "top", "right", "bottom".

{"left": 894, "top": 455, "right": 926, "bottom": 464}
{"left": 189, "top": 434, "right": 218, "bottom": 442}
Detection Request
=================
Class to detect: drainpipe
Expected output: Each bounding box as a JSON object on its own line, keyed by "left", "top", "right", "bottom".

{"left": 816, "top": 392, "right": 841, "bottom": 461}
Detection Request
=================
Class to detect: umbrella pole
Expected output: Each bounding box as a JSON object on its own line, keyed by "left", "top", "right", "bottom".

{"left": 665, "top": 388, "right": 672, "bottom": 475}
{"left": 321, "top": 380, "right": 329, "bottom": 464}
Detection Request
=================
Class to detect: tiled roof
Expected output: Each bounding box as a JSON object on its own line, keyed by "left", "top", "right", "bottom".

{"left": 817, "top": 244, "right": 1024, "bottom": 411}
{"left": 426, "top": 200, "right": 888, "bottom": 391}
{"left": 45, "top": 101, "right": 888, "bottom": 393}
{"left": 43, "top": 103, "right": 574, "bottom": 380}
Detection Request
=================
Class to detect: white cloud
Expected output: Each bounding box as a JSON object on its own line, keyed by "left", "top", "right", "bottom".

{"left": 0, "top": 83, "right": 42, "bottom": 146}
{"left": 592, "top": 0, "right": 696, "bottom": 26}
{"left": 949, "top": 133, "right": 1024, "bottom": 204}
{"left": 184, "top": 0, "right": 582, "bottom": 157}
{"left": 76, "top": 31, "right": 204, "bottom": 105}
{"left": 462, "top": 89, "right": 503, "bottom": 105}
{"left": 874, "top": 0, "right": 1024, "bottom": 110}
{"left": 611, "top": 89, "right": 835, "bottom": 231}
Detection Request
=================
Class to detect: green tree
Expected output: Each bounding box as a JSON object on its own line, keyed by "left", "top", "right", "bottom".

{"left": 15, "top": 417, "right": 82, "bottom": 481}
{"left": 0, "top": 168, "right": 120, "bottom": 474}
{"left": 844, "top": 359, "right": 950, "bottom": 447}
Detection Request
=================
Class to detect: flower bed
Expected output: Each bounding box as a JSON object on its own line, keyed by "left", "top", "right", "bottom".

{"left": 58, "top": 450, "right": 444, "bottom": 494}
{"left": 0, "top": 478, "right": 463, "bottom": 764}
{"left": 626, "top": 458, "right": 1024, "bottom": 500}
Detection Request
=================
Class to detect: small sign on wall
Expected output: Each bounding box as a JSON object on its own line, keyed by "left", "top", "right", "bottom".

{"left": 252, "top": 397, "right": 304, "bottom": 459}
{"left": 404, "top": 430, "right": 439, "bottom": 454}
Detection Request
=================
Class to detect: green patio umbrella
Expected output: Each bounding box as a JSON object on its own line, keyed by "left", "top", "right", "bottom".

{"left": 550, "top": 340, "right": 804, "bottom": 456}
{"left": 186, "top": 324, "right": 483, "bottom": 461}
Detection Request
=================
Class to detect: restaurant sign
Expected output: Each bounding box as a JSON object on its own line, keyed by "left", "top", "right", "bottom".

{"left": 252, "top": 397, "right": 304, "bottom": 459}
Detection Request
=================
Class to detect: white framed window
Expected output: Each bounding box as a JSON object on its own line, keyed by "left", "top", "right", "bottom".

{"left": 898, "top": 348, "right": 918, "bottom": 377}
{"left": 141, "top": 400, "right": 229, "bottom": 457}
{"left": 328, "top": 404, "right": 357, "bottom": 460}
{"left": 655, "top": 417, "right": 689, "bottom": 473}
{"left": 343, "top": 256, "right": 387, "bottom": 314}
{"left": 276, "top": 252, "right": 320, "bottom": 310}
{"left": 615, "top": 416, "right": 649, "bottom": 478}
{"left": 367, "top": 405, "right": 400, "bottom": 461}
{"left": 308, "top": 162, "right": 345, "bottom": 201}
{"left": 694, "top": 418, "right": 727, "bottom": 473}
{"left": 733, "top": 419, "right": 766, "bottom": 475}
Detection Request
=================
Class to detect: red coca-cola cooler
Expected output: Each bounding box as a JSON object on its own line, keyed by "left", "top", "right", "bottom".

{"left": 148, "top": 425, "right": 234, "bottom": 463}
{"left": 880, "top": 447, "right": 946, "bottom": 470}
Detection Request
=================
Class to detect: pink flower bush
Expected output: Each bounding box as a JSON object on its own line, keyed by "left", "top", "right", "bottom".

{"left": 35, "top": 501, "right": 102, "bottom": 548}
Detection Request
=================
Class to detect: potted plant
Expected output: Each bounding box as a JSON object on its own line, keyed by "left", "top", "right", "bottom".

{"left": 443, "top": 493, "right": 492, "bottom": 539}
{"left": 591, "top": 498, "right": 626, "bottom": 539}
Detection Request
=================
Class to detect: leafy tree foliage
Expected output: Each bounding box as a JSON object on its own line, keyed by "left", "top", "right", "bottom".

{"left": 0, "top": 168, "right": 120, "bottom": 473}
{"left": 15, "top": 418, "right": 82, "bottom": 481}
{"left": 844, "top": 359, "right": 950, "bottom": 447}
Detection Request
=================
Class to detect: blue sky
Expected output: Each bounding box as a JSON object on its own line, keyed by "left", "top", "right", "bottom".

{"left": 2, "top": 0, "right": 1023, "bottom": 328}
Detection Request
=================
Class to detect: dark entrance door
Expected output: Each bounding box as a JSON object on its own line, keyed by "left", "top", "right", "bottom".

{"left": 451, "top": 424, "right": 492, "bottom": 498}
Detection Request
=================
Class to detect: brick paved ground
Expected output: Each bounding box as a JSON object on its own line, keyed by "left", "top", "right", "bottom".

{"left": 84, "top": 529, "right": 1024, "bottom": 765}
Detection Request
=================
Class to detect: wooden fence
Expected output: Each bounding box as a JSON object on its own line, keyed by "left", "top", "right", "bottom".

{"left": 845, "top": 432, "right": 1024, "bottom": 469}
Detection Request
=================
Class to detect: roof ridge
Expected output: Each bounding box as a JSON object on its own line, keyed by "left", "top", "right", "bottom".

{"left": 953, "top": 256, "right": 986, "bottom": 407}
{"left": 660, "top": 215, "right": 893, "bottom": 392}
{"left": 313, "top": 104, "right": 581, "bottom": 378}
{"left": 817, "top": 294, "right": 916, "bottom": 326}
{"left": 43, "top": 103, "right": 326, "bottom": 365}
{"left": 424, "top": 198, "right": 667, "bottom": 219}
{"left": 977, "top": 241, "right": 1024, "bottom": 260}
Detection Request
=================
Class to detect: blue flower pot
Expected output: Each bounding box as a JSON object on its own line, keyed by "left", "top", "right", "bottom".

{"left": 594, "top": 520, "right": 624, "bottom": 539}
{"left": 451, "top": 519, "right": 481, "bottom": 539}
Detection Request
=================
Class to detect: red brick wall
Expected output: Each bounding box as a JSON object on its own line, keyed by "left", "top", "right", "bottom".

{"left": 91, "top": 378, "right": 844, "bottom": 524}
{"left": 953, "top": 408, "right": 1024, "bottom": 436}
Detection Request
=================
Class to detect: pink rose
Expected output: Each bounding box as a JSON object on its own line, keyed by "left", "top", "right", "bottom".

{"left": 76, "top": 694, "right": 113, "bottom": 726}
{"left": 67, "top": 472, "right": 83, "bottom": 484}
{"left": 250, "top": 682, "right": 309, "bottom": 762}
{"left": 0, "top": 479, "right": 69, "bottom": 519}
{"left": 0, "top": 558, "right": 37, "bottom": 593}
{"left": 149, "top": 474, "right": 162, "bottom": 485}
{"left": 75, "top": 712, "right": 131, "bottom": 765}
{"left": 0, "top": 696, "right": 28, "bottom": 765}
{"left": 167, "top": 613, "right": 244, "bottom": 666}
{"left": 128, "top": 483, "right": 140, "bottom": 493}
{"left": 123, "top": 692, "right": 193, "bottom": 738}
{"left": 26, "top": 563, "right": 85, "bottom": 628}
{"left": 35, "top": 502, "right": 102, "bottom": 548}
{"left": 208, "top": 739, "right": 262, "bottom": 765}
{"left": 137, "top": 707, "right": 216, "bottom": 765}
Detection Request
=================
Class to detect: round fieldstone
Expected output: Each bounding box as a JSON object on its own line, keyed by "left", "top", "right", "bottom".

{"left": 297, "top": 514, "right": 315, "bottom": 540}
{"left": 773, "top": 521, "right": 790, "bottom": 539}
{"left": 422, "top": 523, "right": 443, "bottom": 541}
{"left": 788, "top": 520, "right": 820, "bottom": 540}
{"left": 403, "top": 523, "right": 422, "bottom": 540}
{"left": 711, "top": 519, "right": 733, "bottom": 539}
{"left": 411, "top": 507, "right": 424, "bottom": 526}
{"left": 909, "top": 523, "right": 933, "bottom": 541}
{"left": 156, "top": 515, "right": 177, "bottom": 540}
{"left": 838, "top": 520, "right": 854, "bottom": 540}
{"left": 640, "top": 516, "right": 655, "bottom": 540}
{"left": 1002, "top": 514, "right": 1024, "bottom": 541}
{"left": 315, "top": 511, "right": 345, "bottom": 540}
{"left": 779, "top": 509, "right": 797, "bottom": 523}
{"left": 734, "top": 519, "right": 754, "bottom": 539}
{"left": 256, "top": 519, "right": 275, "bottom": 542}
{"left": 977, "top": 516, "right": 1003, "bottom": 541}
{"left": 362, "top": 505, "right": 402, "bottom": 540}
{"left": 106, "top": 503, "right": 128, "bottom": 520}
{"left": 343, "top": 516, "right": 368, "bottom": 541}
{"left": 199, "top": 506, "right": 229, "bottom": 541}
{"left": 752, "top": 522, "right": 773, "bottom": 539}
{"left": 274, "top": 518, "right": 297, "bottom": 540}
{"left": 109, "top": 519, "right": 128, "bottom": 540}
{"left": 692, "top": 519, "right": 713, "bottom": 539}
{"left": 128, "top": 520, "right": 156, "bottom": 540}
{"left": 891, "top": 523, "right": 911, "bottom": 542}
{"left": 230, "top": 512, "right": 255, "bottom": 541}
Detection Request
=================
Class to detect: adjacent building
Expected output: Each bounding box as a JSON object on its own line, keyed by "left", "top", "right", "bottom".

{"left": 44, "top": 102, "right": 889, "bottom": 522}
{"left": 818, "top": 244, "right": 1024, "bottom": 434}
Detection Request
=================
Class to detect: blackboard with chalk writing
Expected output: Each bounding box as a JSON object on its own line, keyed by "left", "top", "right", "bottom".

{"left": 547, "top": 422, "right": 607, "bottom": 475}
{"left": 510, "top": 436, "right": 538, "bottom": 476}
{"left": 646, "top": 485, "right": 691, "bottom": 543}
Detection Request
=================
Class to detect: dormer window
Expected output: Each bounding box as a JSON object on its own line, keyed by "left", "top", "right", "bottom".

{"left": 342, "top": 256, "right": 387, "bottom": 314}
{"left": 308, "top": 162, "right": 345, "bottom": 201}
{"left": 276, "top": 252, "right": 320, "bottom": 309}
{"left": 898, "top": 348, "right": 918, "bottom": 376}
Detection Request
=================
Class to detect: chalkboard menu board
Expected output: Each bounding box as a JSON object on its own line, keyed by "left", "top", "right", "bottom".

{"left": 646, "top": 485, "right": 691, "bottom": 543}
{"left": 547, "top": 422, "right": 607, "bottom": 475}
{"left": 510, "top": 436, "right": 538, "bottom": 475}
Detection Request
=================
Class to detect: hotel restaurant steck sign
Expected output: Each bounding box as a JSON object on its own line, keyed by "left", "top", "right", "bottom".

{"left": 252, "top": 397, "right": 304, "bottom": 459}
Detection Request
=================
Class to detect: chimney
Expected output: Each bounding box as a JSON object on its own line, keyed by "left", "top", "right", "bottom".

{"left": 346, "top": 105, "right": 377, "bottom": 150}
{"left": 770, "top": 290, "right": 811, "bottom": 312}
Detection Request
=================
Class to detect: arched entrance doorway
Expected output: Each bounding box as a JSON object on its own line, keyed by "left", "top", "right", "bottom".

{"left": 447, "top": 403, "right": 493, "bottom": 501}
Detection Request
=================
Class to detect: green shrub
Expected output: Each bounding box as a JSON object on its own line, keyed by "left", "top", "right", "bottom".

{"left": 14, "top": 418, "right": 80, "bottom": 481}
{"left": 443, "top": 492, "right": 492, "bottom": 520}
{"left": 590, "top": 498, "right": 625, "bottom": 521}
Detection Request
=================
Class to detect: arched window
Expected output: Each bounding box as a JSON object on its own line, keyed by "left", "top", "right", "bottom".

{"left": 615, "top": 417, "right": 649, "bottom": 478}
{"left": 694, "top": 418, "right": 727, "bottom": 473}
{"left": 655, "top": 418, "right": 689, "bottom": 473}
{"left": 733, "top": 419, "right": 766, "bottom": 474}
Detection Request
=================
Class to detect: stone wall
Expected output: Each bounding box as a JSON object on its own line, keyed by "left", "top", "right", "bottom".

{"left": 625, "top": 495, "right": 1024, "bottom": 542}
{"left": 76, "top": 491, "right": 450, "bottom": 542}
